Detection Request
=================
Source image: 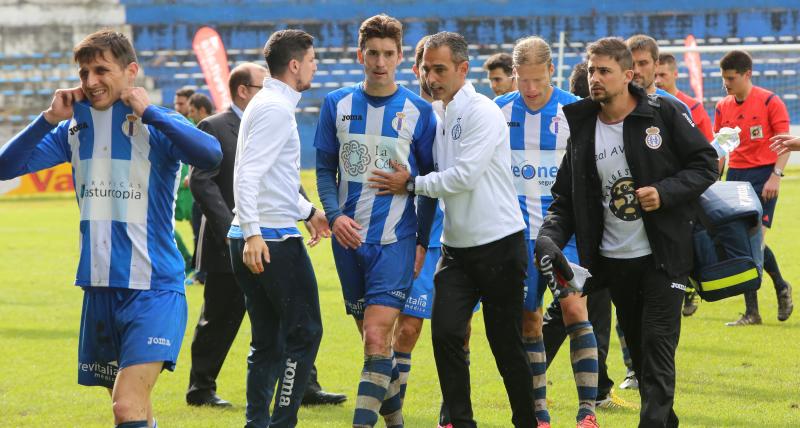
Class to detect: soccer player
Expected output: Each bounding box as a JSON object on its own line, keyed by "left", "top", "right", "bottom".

{"left": 0, "top": 30, "right": 222, "bottom": 428}
{"left": 715, "top": 49, "right": 794, "bottom": 325}
{"left": 228, "top": 29, "right": 330, "bottom": 427}
{"left": 537, "top": 37, "right": 717, "bottom": 427}
{"left": 187, "top": 93, "right": 213, "bottom": 126}
{"left": 625, "top": 35, "right": 690, "bottom": 114}
{"left": 495, "top": 37, "right": 599, "bottom": 428}
{"left": 655, "top": 52, "right": 714, "bottom": 317}
{"left": 484, "top": 52, "right": 517, "bottom": 96}
{"left": 314, "top": 15, "right": 437, "bottom": 428}
{"left": 173, "top": 86, "right": 195, "bottom": 119}
{"left": 392, "top": 33, "right": 438, "bottom": 408}
{"left": 374, "top": 31, "right": 537, "bottom": 428}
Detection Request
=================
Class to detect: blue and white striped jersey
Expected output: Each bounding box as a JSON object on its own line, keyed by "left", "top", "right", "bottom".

{"left": 0, "top": 100, "right": 219, "bottom": 292}
{"left": 315, "top": 84, "right": 437, "bottom": 245}
{"left": 495, "top": 87, "right": 579, "bottom": 240}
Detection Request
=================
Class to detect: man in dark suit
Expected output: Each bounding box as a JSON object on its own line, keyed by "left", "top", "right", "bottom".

{"left": 187, "top": 62, "right": 346, "bottom": 407}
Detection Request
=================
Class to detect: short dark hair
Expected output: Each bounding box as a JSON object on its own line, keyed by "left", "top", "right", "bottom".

{"left": 720, "top": 50, "right": 752, "bottom": 74}
{"left": 73, "top": 29, "right": 137, "bottom": 69}
{"left": 425, "top": 32, "right": 469, "bottom": 64}
{"left": 586, "top": 37, "right": 633, "bottom": 71}
{"left": 188, "top": 93, "right": 213, "bottom": 114}
{"left": 484, "top": 53, "right": 513, "bottom": 75}
{"left": 359, "top": 14, "right": 403, "bottom": 53}
{"left": 414, "top": 35, "right": 430, "bottom": 68}
{"left": 626, "top": 34, "right": 659, "bottom": 62}
{"left": 175, "top": 86, "right": 195, "bottom": 98}
{"left": 658, "top": 53, "right": 677, "bottom": 68}
{"left": 263, "top": 29, "right": 314, "bottom": 77}
{"left": 569, "top": 61, "right": 590, "bottom": 98}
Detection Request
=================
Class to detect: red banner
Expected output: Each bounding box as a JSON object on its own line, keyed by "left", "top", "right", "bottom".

{"left": 192, "top": 27, "right": 231, "bottom": 112}
{"left": 684, "top": 35, "right": 704, "bottom": 103}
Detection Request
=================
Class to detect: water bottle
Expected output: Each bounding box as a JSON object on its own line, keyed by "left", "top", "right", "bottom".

{"left": 711, "top": 126, "right": 741, "bottom": 159}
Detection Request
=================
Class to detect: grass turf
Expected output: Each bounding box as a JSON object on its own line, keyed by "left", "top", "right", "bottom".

{"left": 0, "top": 171, "right": 799, "bottom": 427}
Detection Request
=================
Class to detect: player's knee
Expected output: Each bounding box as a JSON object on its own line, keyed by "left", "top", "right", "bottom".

{"left": 363, "top": 324, "right": 392, "bottom": 355}
{"left": 397, "top": 317, "right": 423, "bottom": 340}
{"left": 522, "top": 310, "right": 543, "bottom": 338}
{"left": 561, "top": 298, "right": 588, "bottom": 324}
{"left": 112, "top": 398, "right": 144, "bottom": 423}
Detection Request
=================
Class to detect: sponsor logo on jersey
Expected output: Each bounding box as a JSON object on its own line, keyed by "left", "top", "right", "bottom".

{"left": 340, "top": 140, "right": 371, "bottom": 176}
{"left": 80, "top": 181, "right": 144, "bottom": 201}
{"left": 341, "top": 114, "right": 363, "bottom": 122}
{"left": 507, "top": 121, "right": 521, "bottom": 128}
{"left": 645, "top": 126, "right": 662, "bottom": 149}
{"left": 147, "top": 336, "right": 172, "bottom": 346}
{"left": 511, "top": 161, "right": 559, "bottom": 181}
{"left": 69, "top": 122, "right": 89, "bottom": 136}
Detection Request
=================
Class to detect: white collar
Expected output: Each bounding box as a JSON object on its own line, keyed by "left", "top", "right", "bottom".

{"left": 230, "top": 103, "right": 244, "bottom": 118}
{"left": 263, "top": 77, "right": 302, "bottom": 106}
{"left": 446, "top": 81, "right": 476, "bottom": 112}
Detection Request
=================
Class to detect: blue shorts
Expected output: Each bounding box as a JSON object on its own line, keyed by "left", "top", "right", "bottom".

{"left": 332, "top": 235, "right": 415, "bottom": 320}
{"left": 524, "top": 239, "right": 579, "bottom": 311}
{"left": 78, "top": 287, "right": 187, "bottom": 388}
{"left": 403, "top": 247, "right": 440, "bottom": 319}
{"left": 727, "top": 165, "right": 777, "bottom": 227}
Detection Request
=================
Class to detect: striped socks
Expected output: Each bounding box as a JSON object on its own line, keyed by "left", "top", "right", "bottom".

{"left": 524, "top": 335, "right": 550, "bottom": 423}
{"left": 379, "top": 354, "right": 404, "bottom": 428}
{"left": 395, "top": 351, "right": 412, "bottom": 403}
{"left": 567, "top": 321, "right": 599, "bottom": 422}
{"left": 353, "top": 355, "right": 393, "bottom": 428}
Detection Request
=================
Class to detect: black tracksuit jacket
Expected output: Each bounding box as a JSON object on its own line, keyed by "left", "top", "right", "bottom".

{"left": 538, "top": 83, "right": 718, "bottom": 291}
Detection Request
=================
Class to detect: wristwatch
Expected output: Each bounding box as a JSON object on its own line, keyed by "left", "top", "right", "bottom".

{"left": 773, "top": 168, "right": 785, "bottom": 178}
{"left": 405, "top": 177, "right": 416, "bottom": 195}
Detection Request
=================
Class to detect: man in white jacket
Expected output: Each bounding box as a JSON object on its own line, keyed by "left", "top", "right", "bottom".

{"left": 228, "top": 29, "right": 330, "bottom": 428}
{"left": 371, "top": 31, "right": 535, "bottom": 428}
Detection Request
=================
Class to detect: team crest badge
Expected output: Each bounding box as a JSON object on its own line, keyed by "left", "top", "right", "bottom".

{"left": 451, "top": 118, "right": 462, "bottom": 140}
{"left": 122, "top": 114, "right": 141, "bottom": 137}
{"left": 549, "top": 116, "right": 561, "bottom": 135}
{"left": 645, "top": 126, "right": 662, "bottom": 149}
{"left": 750, "top": 125, "right": 764, "bottom": 140}
{"left": 392, "top": 112, "right": 406, "bottom": 132}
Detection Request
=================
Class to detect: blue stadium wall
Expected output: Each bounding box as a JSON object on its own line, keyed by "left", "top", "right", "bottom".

{"left": 120, "top": 0, "right": 800, "bottom": 167}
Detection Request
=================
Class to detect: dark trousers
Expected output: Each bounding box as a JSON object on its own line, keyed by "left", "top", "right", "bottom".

{"left": 230, "top": 238, "right": 323, "bottom": 428}
{"left": 431, "top": 231, "right": 535, "bottom": 428}
{"left": 542, "top": 288, "right": 614, "bottom": 398}
{"left": 600, "top": 255, "right": 684, "bottom": 428}
{"left": 186, "top": 271, "right": 247, "bottom": 400}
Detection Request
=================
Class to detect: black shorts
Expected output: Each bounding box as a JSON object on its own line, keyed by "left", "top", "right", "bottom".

{"left": 727, "top": 165, "right": 777, "bottom": 228}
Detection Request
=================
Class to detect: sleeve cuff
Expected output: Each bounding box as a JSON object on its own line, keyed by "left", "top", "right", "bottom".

{"left": 298, "top": 195, "right": 313, "bottom": 220}
{"left": 241, "top": 222, "right": 261, "bottom": 239}
{"left": 414, "top": 176, "right": 426, "bottom": 196}
{"left": 34, "top": 113, "right": 58, "bottom": 132}
{"left": 140, "top": 105, "right": 160, "bottom": 124}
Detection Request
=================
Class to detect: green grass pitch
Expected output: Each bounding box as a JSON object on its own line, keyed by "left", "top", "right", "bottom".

{"left": 0, "top": 170, "right": 798, "bottom": 427}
